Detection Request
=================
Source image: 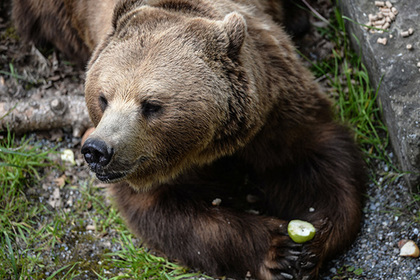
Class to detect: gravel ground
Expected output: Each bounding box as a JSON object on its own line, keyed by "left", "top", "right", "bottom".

{"left": 320, "top": 155, "right": 420, "bottom": 280}
{"left": 1, "top": 1, "right": 420, "bottom": 279}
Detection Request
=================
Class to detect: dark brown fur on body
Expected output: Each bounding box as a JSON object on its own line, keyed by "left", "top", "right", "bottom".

{"left": 13, "top": 0, "right": 366, "bottom": 279}
{"left": 12, "top": 0, "right": 309, "bottom": 66}
{"left": 12, "top": 0, "right": 118, "bottom": 65}
{"left": 12, "top": 0, "right": 90, "bottom": 65}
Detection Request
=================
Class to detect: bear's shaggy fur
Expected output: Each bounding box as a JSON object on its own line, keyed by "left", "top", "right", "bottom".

{"left": 13, "top": 0, "right": 366, "bottom": 279}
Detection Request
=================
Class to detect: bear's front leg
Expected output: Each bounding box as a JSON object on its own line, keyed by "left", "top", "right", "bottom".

{"left": 110, "top": 182, "right": 314, "bottom": 280}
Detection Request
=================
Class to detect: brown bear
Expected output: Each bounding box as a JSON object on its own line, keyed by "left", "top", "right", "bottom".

{"left": 13, "top": 0, "right": 366, "bottom": 279}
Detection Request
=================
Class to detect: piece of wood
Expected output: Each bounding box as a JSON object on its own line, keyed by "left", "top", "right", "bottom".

{"left": 0, "top": 95, "right": 92, "bottom": 137}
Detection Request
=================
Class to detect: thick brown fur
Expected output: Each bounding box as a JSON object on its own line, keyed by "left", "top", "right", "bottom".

{"left": 13, "top": 1, "right": 366, "bottom": 279}
{"left": 12, "top": 0, "right": 309, "bottom": 66}
{"left": 12, "top": 0, "right": 118, "bottom": 65}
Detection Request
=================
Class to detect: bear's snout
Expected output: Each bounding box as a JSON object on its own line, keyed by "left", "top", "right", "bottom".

{"left": 81, "top": 138, "right": 114, "bottom": 171}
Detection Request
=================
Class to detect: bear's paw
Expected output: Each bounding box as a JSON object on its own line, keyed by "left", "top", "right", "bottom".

{"left": 259, "top": 218, "right": 332, "bottom": 280}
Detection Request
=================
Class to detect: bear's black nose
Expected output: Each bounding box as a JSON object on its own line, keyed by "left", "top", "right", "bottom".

{"left": 81, "top": 138, "right": 114, "bottom": 169}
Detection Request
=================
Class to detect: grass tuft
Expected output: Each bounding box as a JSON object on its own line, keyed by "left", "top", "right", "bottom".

{"left": 0, "top": 131, "right": 56, "bottom": 279}
{"left": 302, "top": 6, "right": 394, "bottom": 172}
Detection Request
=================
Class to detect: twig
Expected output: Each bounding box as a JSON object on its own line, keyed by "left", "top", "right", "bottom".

{"left": 301, "top": 0, "right": 330, "bottom": 25}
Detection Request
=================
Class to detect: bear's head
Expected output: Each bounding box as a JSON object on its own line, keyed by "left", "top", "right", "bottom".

{"left": 82, "top": 2, "right": 262, "bottom": 190}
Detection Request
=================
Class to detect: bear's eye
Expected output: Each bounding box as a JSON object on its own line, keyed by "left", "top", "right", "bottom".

{"left": 141, "top": 100, "right": 162, "bottom": 117}
{"left": 99, "top": 93, "right": 108, "bottom": 112}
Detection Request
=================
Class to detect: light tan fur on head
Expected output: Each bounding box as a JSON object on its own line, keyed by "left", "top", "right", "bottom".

{"left": 85, "top": 5, "right": 258, "bottom": 189}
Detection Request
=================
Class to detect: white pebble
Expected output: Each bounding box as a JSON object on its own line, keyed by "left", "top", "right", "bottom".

{"left": 401, "top": 31, "right": 410, "bottom": 37}
{"left": 377, "top": 37, "right": 388, "bottom": 45}
{"left": 391, "top": 7, "right": 398, "bottom": 15}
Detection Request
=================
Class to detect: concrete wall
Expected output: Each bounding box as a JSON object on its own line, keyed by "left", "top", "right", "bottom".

{"left": 339, "top": 0, "right": 420, "bottom": 190}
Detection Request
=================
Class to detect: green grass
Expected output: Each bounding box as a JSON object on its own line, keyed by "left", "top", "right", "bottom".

{"left": 411, "top": 191, "right": 420, "bottom": 223}
{"left": 331, "top": 265, "right": 364, "bottom": 279}
{"left": 0, "top": 63, "right": 26, "bottom": 82}
{"left": 0, "top": 62, "right": 41, "bottom": 89}
{"left": 100, "top": 234, "right": 203, "bottom": 280}
{"left": 0, "top": 131, "right": 206, "bottom": 279}
{"left": 301, "top": 6, "right": 398, "bottom": 175}
{"left": 0, "top": 130, "right": 57, "bottom": 279}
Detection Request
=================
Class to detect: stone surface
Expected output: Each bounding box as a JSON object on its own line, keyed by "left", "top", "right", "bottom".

{"left": 339, "top": 0, "right": 420, "bottom": 190}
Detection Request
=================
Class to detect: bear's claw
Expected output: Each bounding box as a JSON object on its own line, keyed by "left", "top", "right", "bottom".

{"left": 280, "top": 272, "right": 294, "bottom": 279}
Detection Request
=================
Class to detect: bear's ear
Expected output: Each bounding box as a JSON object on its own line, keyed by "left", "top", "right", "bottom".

{"left": 112, "top": 0, "right": 147, "bottom": 31}
{"left": 221, "top": 12, "right": 247, "bottom": 59}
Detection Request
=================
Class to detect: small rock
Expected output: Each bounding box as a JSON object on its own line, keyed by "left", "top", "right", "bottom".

{"left": 86, "top": 225, "right": 96, "bottom": 231}
{"left": 399, "top": 240, "right": 420, "bottom": 258}
{"left": 61, "top": 149, "right": 76, "bottom": 165}
{"left": 377, "top": 37, "right": 388, "bottom": 45}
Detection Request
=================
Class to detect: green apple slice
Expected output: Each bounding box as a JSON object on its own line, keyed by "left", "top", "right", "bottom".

{"left": 287, "top": 220, "right": 316, "bottom": 243}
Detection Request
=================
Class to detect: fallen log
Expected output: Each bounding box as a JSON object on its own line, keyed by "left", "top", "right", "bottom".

{"left": 0, "top": 95, "right": 92, "bottom": 137}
